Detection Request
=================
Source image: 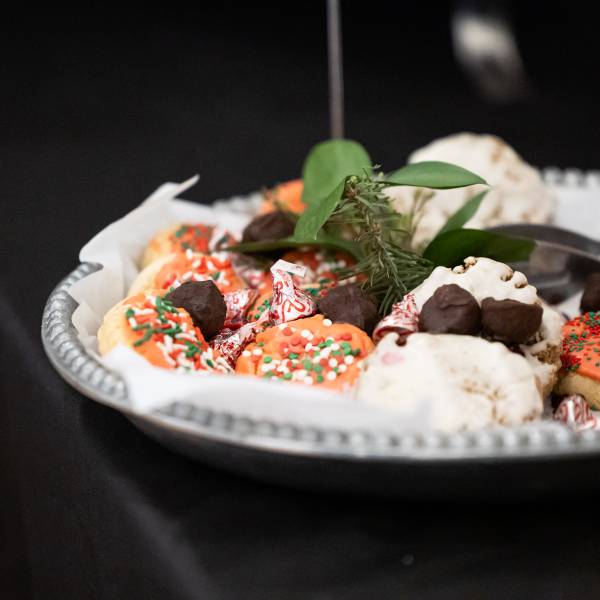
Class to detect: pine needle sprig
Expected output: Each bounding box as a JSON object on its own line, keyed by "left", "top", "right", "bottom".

{"left": 328, "top": 174, "right": 434, "bottom": 314}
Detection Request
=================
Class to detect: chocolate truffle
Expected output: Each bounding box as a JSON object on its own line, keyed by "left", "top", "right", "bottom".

{"left": 317, "top": 284, "right": 379, "bottom": 335}
{"left": 580, "top": 273, "right": 600, "bottom": 313}
{"left": 166, "top": 280, "right": 226, "bottom": 339}
{"left": 419, "top": 284, "right": 481, "bottom": 335}
{"left": 242, "top": 210, "right": 294, "bottom": 243}
{"left": 480, "top": 297, "right": 542, "bottom": 345}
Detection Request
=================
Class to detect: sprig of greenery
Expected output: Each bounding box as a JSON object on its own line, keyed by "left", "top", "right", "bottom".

{"left": 231, "top": 139, "right": 536, "bottom": 316}
{"left": 327, "top": 174, "right": 434, "bottom": 314}
{"left": 301, "top": 139, "right": 371, "bottom": 204}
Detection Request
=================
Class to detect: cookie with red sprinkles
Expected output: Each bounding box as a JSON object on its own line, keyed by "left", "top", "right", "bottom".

{"left": 556, "top": 311, "right": 600, "bottom": 409}
{"left": 98, "top": 289, "right": 231, "bottom": 374}
{"left": 235, "top": 314, "right": 374, "bottom": 391}
{"left": 141, "top": 222, "right": 236, "bottom": 268}
{"left": 129, "top": 250, "right": 246, "bottom": 296}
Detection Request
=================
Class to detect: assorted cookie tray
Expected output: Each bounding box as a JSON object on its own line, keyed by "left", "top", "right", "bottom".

{"left": 42, "top": 133, "right": 600, "bottom": 493}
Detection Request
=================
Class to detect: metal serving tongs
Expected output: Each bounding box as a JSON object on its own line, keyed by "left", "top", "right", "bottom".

{"left": 488, "top": 224, "right": 600, "bottom": 304}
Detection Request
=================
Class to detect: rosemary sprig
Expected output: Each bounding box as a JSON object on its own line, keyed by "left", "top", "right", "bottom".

{"left": 328, "top": 174, "right": 434, "bottom": 314}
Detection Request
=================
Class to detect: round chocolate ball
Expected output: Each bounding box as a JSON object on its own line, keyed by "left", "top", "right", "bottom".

{"left": 242, "top": 210, "right": 295, "bottom": 243}
{"left": 580, "top": 272, "right": 600, "bottom": 313}
{"left": 166, "top": 280, "right": 226, "bottom": 339}
{"left": 480, "top": 297, "right": 543, "bottom": 345}
{"left": 419, "top": 284, "right": 481, "bottom": 335}
{"left": 317, "top": 284, "right": 379, "bottom": 335}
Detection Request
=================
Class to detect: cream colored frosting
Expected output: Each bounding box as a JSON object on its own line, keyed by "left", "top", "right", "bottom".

{"left": 355, "top": 333, "right": 543, "bottom": 432}
{"left": 386, "top": 133, "right": 554, "bottom": 247}
{"left": 410, "top": 256, "right": 563, "bottom": 395}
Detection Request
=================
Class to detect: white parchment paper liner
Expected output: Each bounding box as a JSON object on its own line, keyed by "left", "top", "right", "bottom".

{"left": 67, "top": 177, "right": 430, "bottom": 432}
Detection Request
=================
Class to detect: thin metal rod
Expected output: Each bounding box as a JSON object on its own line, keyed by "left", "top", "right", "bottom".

{"left": 327, "top": 0, "right": 345, "bottom": 139}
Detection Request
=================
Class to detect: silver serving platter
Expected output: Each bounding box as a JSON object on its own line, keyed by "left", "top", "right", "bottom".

{"left": 41, "top": 170, "right": 600, "bottom": 497}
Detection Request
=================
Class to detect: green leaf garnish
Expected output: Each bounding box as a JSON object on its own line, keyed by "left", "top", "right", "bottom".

{"left": 229, "top": 231, "right": 363, "bottom": 260}
{"left": 423, "top": 228, "right": 535, "bottom": 267}
{"left": 384, "top": 161, "right": 487, "bottom": 189}
{"left": 294, "top": 177, "right": 347, "bottom": 241}
{"left": 435, "top": 190, "right": 487, "bottom": 237}
{"left": 302, "top": 139, "right": 371, "bottom": 203}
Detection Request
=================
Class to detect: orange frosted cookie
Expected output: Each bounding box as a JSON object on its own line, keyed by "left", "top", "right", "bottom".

{"left": 98, "top": 289, "right": 231, "bottom": 373}
{"left": 260, "top": 179, "right": 306, "bottom": 215}
{"left": 556, "top": 311, "right": 600, "bottom": 408}
{"left": 129, "top": 250, "right": 246, "bottom": 296}
{"left": 235, "top": 315, "right": 374, "bottom": 391}
{"left": 142, "top": 223, "right": 235, "bottom": 268}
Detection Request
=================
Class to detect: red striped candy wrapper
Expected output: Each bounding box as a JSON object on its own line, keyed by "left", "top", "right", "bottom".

{"left": 553, "top": 394, "right": 598, "bottom": 431}
{"left": 211, "top": 322, "right": 258, "bottom": 368}
{"left": 268, "top": 259, "right": 316, "bottom": 325}
{"left": 223, "top": 288, "right": 258, "bottom": 330}
{"left": 372, "top": 293, "right": 419, "bottom": 343}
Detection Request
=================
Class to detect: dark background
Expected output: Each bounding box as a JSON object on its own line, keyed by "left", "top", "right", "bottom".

{"left": 2, "top": 2, "right": 599, "bottom": 598}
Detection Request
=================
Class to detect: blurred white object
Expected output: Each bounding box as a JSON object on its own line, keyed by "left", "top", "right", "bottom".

{"left": 386, "top": 132, "right": 555, "bottom": 247}
{"left": 452, "top": 4, "right": 532, "bottom": 102}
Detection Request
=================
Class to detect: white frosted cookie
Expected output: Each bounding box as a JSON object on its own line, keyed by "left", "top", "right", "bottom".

{"left": 355, "top": 333, "right": 543, "bottom": 432}
{"left": 386, "top": 133, "right": 554, "bottom": 247}
{"left": 411, "top": 256, "right": 563, "bottom": 396}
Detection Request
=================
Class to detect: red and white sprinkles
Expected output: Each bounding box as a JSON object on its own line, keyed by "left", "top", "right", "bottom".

{"left": 162, "top": 249, "right": 237, "bottom": 290}
{"left": 241, "top": 320, "right": 363, "bottom": 385}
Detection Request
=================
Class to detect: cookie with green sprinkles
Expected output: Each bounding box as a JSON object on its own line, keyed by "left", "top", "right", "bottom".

{"left": 98, "top": 288, "right": 232, "bottom": 374}
{"left": 235, "top": 314, "right": 374, "bottom": 391}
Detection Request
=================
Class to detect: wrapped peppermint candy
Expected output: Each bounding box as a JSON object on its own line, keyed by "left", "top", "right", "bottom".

{"left": 372, "top": 293, "right": 419, "bottom": 343}
{"left": 211, "top": 322, "right": 258, "bottom": 368}
{"left": 223, "top": 288, "right": 258, "bottom": 330}
{"left": 212, "top": 259, "right": 317, "bottom": 366}
{"left": 268, "top": 259, "right": 316, "bottom": 325}
{"left": 553, "top": 395, "right": 598, "bottom": 431}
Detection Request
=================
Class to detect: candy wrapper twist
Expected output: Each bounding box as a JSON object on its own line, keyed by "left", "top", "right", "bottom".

{"left": 372, "top": 293, "right": 419, "bottom": 343}
{"left": 553, "top": 394, "right": 599, "bottom": 431}
{"left": 223, "top": 288, "right": 258, "bottom": 330}
{"left": 213, "top": 259, "right": 316, "bottom": 366}
{"left": 268, "top": 259, "right": 316, "bottom": 325}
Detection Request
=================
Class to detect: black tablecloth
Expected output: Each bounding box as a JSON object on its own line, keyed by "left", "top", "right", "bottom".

{"left": 3, "top": 5, "right": 600, "bottom": 598}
